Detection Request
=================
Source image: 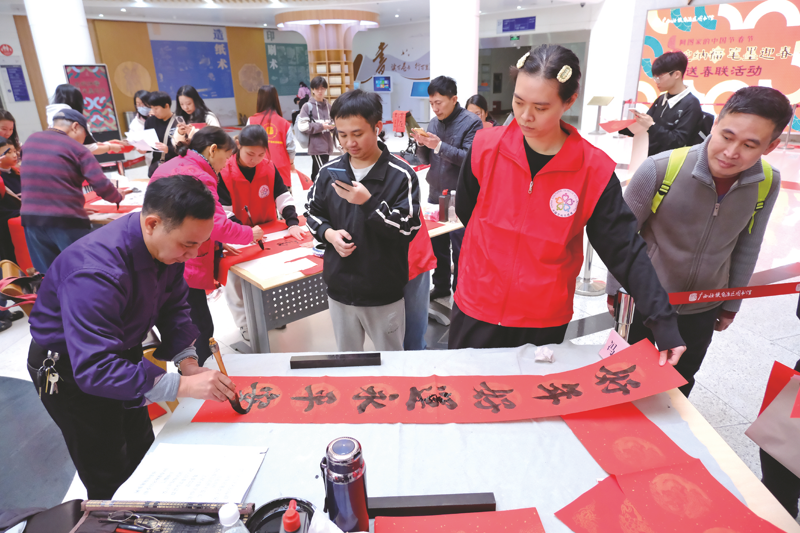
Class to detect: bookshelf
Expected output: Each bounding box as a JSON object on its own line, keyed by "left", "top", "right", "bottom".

{"left": 274, "top": 9, "right": 378, "bottom": 105}
{"left": 309, "top": 49, "right": 354, "bottom": 104}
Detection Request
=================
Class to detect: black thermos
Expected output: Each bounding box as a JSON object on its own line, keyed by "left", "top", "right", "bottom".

{"left": 320, "top": 437, "right": 369, "bottom": 532}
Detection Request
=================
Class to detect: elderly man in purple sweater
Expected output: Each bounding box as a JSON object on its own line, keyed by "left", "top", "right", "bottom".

{"left": 20, "top": 108, "right": 125, "bottom": 273}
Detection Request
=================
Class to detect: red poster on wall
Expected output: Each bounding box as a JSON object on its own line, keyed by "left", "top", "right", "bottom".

{"left": 65, "top": 65, "right": 120, "bottom": 133}
{"left": 639, "top": 1, "right": 800, "bottom": 124}
{"left": 193, "top": 341, "right": 687, "bottom": 424}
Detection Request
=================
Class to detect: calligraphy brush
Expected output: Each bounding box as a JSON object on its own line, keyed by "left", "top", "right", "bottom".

{"left": 244, "top": 205, "right": 265, "bottom": 250}
{"left": 209, "top": 337, "right": 251, "bottom": 415}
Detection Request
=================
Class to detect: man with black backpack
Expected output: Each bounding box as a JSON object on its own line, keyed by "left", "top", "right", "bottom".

{"left": 607, "top": 86, "right": 792, "bottom": 396}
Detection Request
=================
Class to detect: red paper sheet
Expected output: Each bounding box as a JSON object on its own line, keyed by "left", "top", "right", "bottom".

{"left": 425, "top": 220, "right": 445, "bottom": 230}
{"left": 791, "top": 376, "right": 800, "bottom": 418}
{"left": 563, "top": 403, "right": 692, "bottom": 476}
{"left": 600, "top": 119, "right": 636, "bottom": 133}
{"left": 216, "top": 218, "right": 311, "bottom": 285}
{"left": 556, "top": 476, "right": 657, "bottom": 533}
{"left": 193, "top": 340, "right": 687, "bottom": 424}
{"left": 84, "top": 192, "right": 140, "bottom": 214}
{"left": 759, "top": 361, "right": 800, "bottom": 415}
{"left": 147, "top": 403, "right": 167, "bottom": 420}
{"left": 615, "top": 458, "right": 783, "bottom": 532}
{"left": 375, "top": 507, "right": 545, "bottom": 533}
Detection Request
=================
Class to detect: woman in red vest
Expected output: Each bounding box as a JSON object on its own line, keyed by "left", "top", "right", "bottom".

{"left": 247, "top": 85, "right": 295, "bottom": 187}
{"left": 452, "top": 44, "right": 686, "bottom": 366}
{"left": 218, "top": 125, "right": 305, "bottom": 340}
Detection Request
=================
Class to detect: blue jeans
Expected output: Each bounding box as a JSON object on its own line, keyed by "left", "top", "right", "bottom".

{"left": 403, "top": 271, "right": 431, "bottom": 351}
{"left": 24, "top": 225, "right": 91, "bottom": 273}
{"left": 431, "top": 228, "right": 464, "bottom": 293}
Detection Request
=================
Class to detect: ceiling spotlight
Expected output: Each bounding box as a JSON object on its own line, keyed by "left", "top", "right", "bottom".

{"left": 394, "top": 14, "right": 399, "bottom": 17}
{"left": 263, "top": 23, "right": 267, "bottom": 26}
{"left": 121, "top": 8, "right": 126, "bottom": 12}
{"left": 517, "top": 5, "right": 522, "bottom": 9}
{"left": 99, "top": 13, "right": 104, "bottom": 17}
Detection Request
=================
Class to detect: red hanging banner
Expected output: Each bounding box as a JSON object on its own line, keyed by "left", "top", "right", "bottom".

{"left": 192, "top": 341, "right": 687, "bottom": 424}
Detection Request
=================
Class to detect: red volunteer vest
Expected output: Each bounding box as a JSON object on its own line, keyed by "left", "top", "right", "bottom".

{"left": 248, "top": 111, "right": 292, "bottom": 182}
{"left": 220, "top": 155, "right": 277, "bottom": 226}
{"left": 408, "top": 216, "right": 436, "bottom": 280}
{"left": 455, "top": 120, "right": 616, "bottom": 328}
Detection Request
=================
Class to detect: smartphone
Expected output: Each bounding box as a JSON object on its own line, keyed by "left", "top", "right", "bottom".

{"left": 328, "top": 167, "right": 353, "bottom": 186}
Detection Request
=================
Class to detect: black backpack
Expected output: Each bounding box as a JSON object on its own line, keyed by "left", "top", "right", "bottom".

{"left": 692, "top": 111, "right": 714, "bottom": 145}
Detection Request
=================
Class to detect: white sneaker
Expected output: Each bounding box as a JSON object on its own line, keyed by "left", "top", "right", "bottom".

{"left": 240, "top": 326, "right": 250, "bottom": 342}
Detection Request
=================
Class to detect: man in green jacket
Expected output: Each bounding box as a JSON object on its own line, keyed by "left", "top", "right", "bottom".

{"left": 607, "top": 86, "right": 792, "bottom": 396}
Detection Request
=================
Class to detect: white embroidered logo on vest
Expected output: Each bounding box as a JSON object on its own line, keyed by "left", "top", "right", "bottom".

{"left": 258, "top": 185, "right": 270, "bottom": 198}
{"left": 549, "top": 189, "right": 579, "bottom": 217}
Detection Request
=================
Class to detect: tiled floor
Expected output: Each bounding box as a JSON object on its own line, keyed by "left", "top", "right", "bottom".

{"left": 0, "top": 130, "right": 798, "bottom": 522}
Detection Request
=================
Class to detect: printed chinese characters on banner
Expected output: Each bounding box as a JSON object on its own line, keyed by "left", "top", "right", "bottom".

{"left": 639, "top": 1, "right": 800, "bottom": 120}
{"left": 193, "top": 341, "right": 688, "bottom": 424}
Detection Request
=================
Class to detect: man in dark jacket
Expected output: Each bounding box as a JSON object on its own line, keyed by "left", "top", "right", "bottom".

{"left": 306, "top": 89, "right": 421, "bottom": 352}
{"left": 622, "top": 51, "right": 703, "bottom": 156}
{"left": 412, "top": 76, "right": 482, "bottom": 300}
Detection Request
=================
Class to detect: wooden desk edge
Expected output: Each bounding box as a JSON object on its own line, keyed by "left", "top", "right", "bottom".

{"left": 231, "top": 264, "right": 307, "bottom": 292}
{"left": 232, "top": 221, "right": 464, "bottom": 290}
{"left": 668, "top": 388, "right": 800, "bottom": 532}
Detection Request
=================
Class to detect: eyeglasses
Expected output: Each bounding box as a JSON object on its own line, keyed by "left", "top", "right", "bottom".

{"left": 653, "top": 71, "right": 677, "bottom": 81}
{"left": 101, "top": 511, "right": 161, "bottom": 531}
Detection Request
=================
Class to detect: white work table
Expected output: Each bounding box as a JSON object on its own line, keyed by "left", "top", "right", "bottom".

{"left": 150, "top": 343, "right": 800, "bottom": 533}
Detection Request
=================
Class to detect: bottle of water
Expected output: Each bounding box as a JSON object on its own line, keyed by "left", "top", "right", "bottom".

{"left": 219, "top": 502, "right": 248, "bottom": 532}
{"left": 448, "top": 190, "right": 457, "bottom": 223}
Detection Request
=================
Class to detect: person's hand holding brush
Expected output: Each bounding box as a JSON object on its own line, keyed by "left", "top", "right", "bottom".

{"left": 177, "top": 357, "right": 237, "bottom": 402}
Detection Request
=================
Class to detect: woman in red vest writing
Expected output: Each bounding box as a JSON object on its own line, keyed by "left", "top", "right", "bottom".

{"left": 218, "top": 125, "right": 305, "bottom": 341}
{"left": 247, "top": 85, "right": 296, "bottom": 186}
{"left": 452, "top": 44, "right": 686, "bottom": 366}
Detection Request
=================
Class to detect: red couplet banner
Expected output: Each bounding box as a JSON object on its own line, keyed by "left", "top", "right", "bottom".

{"left": 192, "top": 341, "right": 687, "bottom": 425}
{"left": 639, "top": 1, "right": 800, "bottom": 116}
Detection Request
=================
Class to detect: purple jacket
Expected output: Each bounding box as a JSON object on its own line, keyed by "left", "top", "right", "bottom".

{"left": 28, "top": 213, "right": 198, "bottom": 408}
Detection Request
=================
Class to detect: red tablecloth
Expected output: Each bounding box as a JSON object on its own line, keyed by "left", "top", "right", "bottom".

{"left": 217, "top": 217, "right": 317, "bottom": 285}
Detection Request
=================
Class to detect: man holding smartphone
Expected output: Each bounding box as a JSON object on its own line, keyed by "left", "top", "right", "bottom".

{"left": 622, "top": 51, "right": 703, "bottom": 156}
{"left": 305, "top": 89, "right": 421, "bottom": 351}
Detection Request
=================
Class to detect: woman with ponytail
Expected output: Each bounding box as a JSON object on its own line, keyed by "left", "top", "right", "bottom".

{"left": 150, "top": 127, "right": 264, "bottom": 365}
{"left": 247, "top": 85, "right": 296, "bottom": 185}
{"left": 218, "top": 125, "right": 305, "bottom": 340}
{"left": 451, "top": 44, "right": 686, "bottom": 367}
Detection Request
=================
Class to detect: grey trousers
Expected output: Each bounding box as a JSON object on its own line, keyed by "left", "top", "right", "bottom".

{"left": 328, "top": 297, "right": 405, "bottom": 352}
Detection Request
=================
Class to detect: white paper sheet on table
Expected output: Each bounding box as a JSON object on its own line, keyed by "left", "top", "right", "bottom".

{"left": 265, "top": 229, "right": 290, "bottom": 242}
{"left": 91, "top": 191, "right": 146, "bottom": 207}
{"left": 125, "top": 128, "right": 160, "bottom": 152}
{"left": 113, "top": 443, "right": 268, "bottom": 502}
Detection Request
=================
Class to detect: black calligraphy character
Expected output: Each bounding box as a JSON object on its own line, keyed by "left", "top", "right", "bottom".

{"left": 240, "top": 382, "right": 280, "bottom": 410}
{"left": 595, "top": 366, "right": 641, "bottom": 395}
{"left": 406, "top": 385, "right": 458, "bottom": 411}
{"left": 352, "top": 385, "right": 399, "bottom": 414}
{"left": 291, "top": 385, "right": 337, "bottom": 412}
{"left": 533, "top": 383, "right": 583, "bottom": 405}
{"left": 473, "top": 382, "right": 516, "bottom": 413}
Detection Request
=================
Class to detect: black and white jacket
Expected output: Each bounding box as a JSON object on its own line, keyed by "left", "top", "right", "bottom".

{"left": 305, "top": 142, "right": 421, "bottom": 307}
{"left": 622, "top": 88, "right": 703, "bottom": 157}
